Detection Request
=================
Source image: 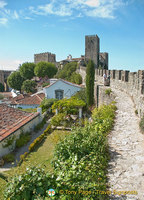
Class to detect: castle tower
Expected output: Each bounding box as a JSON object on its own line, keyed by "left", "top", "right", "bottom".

{"left": 34, "top": 52, "right": 56, "bottom": 64}
{"left": 85, "top": 35, "right": 100, "bottom": 68}
{"left": 99, "top": 52, "right": 108, "bottom": 69}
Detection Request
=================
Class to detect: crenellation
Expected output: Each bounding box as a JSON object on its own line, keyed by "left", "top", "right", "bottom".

{"left": 78, "top": 67, "right": 144, "bottom": 118}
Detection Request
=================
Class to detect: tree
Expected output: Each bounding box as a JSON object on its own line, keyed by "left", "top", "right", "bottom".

{"left": 34, "top": 62, "right": 57, "bottom": 78}
{"left": 22, "top": 80, "right": 37, "bottom": 93}
{"left": 86, "top": 60, "right": 95, "bottom": 106}
{"left": 70, "top": 72, "right": 82, "bottom": 84}
{"left": 56, "top": 62, "right": 77, "bottom": 80}
{"left": 19, "top": 62, "right": 36, "bottom": 80}
{"left": 0, "top": 83, "right": 4, "bottom": 92}
{"left": 7, "top": 71, "right": 24, "bottom": 91}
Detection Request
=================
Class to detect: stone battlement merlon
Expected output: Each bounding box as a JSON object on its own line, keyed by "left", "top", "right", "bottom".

{"left": 78, "top": 66, "right": 144, "bottom": 118}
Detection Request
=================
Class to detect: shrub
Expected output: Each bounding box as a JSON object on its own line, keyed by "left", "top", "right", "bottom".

{"left": 86, "top": 60, "right": 95, "bottom": 106}
{"left": 40, "top": 98, "right": 58, "bottom": 113}
{"left": 3, "top": 153, "right": 15, "bottom": 163}
{"left": 16, "top": 132, "right": 31, "bottom": 148}
{"left": 140, "top": 116, "right": 144, "bottom": 133}
{"left": 52, "top": 103, "right": 117, "bottom": 199}
{"left": 42, "top": 82, "right": 50, "bottom": 87}
{"left": 4, "top": 167, "right": 57, "bottom": 200}
{"left": 4, "top": 103, "right": 117, "bottom": 200}
{"left": 105, "top": 88, "right": 112, "bottom": 95}
{"left": 28, "top": 125, "right": 52, "bottom": 152}
{"left": 51, "top": 113, "right": 67, "bottom": 127}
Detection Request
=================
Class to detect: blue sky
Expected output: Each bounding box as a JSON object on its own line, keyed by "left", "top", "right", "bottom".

{"left": 0, "top": 0, "right": 144, "bottom": 72}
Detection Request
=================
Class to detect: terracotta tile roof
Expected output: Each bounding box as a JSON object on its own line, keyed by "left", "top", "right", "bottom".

{"left": 10, "top": 93, "right": 45, "bottom": 105}
{"left": 0, "top": 104, "right": 39, "bottom": 142}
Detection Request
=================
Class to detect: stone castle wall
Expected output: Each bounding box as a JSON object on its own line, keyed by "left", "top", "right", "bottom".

{"left": 34, "top": 52, "right": 56, "bottom": 64}
{"left": 0, "top": 70, "right": 12, "bottom": 91}
{"left": 78, "top": 66, "right": 144, "bottom": 118}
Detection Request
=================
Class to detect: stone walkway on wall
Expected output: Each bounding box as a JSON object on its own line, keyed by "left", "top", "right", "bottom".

{"left": 108, "top": 88, "right": 144, "bottom": 200}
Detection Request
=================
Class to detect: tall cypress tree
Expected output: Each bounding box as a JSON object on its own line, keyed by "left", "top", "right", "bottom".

{"left": 86, "top": 60, "right": 95, "bottom": 106}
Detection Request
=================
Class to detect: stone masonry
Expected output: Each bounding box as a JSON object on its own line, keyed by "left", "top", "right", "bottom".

{"left": 78, "top": 67, "right": 144, "bottom": 118}
{"left": 34, "top": 52, "right": 56, "bottom": 64}
{"left": 0, "top": 70, "right": 12, "bottom": 91}
{"left": 85, "top": 35, "right": 108, "bottom": 69}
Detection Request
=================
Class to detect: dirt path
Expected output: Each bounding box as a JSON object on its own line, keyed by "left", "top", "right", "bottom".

{"left": 108, "top": 88, "right": 144, "bottom": 200}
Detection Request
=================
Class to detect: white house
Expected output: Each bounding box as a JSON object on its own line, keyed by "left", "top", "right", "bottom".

{"left": 44, "top": 79, "right": 83, "bottom": 100}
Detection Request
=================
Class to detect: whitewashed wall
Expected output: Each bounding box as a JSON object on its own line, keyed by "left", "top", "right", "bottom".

{"left": 0, "top": 114, "right": 43, "bottom": 157}
{"left": 44, "top": 80, "right": 81, "bottom": 99}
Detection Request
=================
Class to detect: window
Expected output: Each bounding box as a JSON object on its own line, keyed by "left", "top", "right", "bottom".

{"left": 55, "top": 90, "right": 64, "bottom": 100}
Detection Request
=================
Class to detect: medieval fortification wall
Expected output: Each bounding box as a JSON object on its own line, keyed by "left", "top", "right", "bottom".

{"left": 78, "top": 66, "right": 144, "bottom": 118}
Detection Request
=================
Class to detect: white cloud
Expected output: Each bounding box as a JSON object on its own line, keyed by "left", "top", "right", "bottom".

{"left": 36, "top": 2, "right": 72, "bottom": 16}
{"left": 13, "top": 10, "right": 19, "bottom": 19}
{"left": 0, "top": 0, "right": 7, "bottom": 9}
{"left": 0, "top": 17, "right": 8, "bottom": 25}
{"left": 29, "top": 0, "right": 127, "bottom": 19}
{"left": 0, "top": 59, "right": 24, "bottom": 71}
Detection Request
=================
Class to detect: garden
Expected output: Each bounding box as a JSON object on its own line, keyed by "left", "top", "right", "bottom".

{"left": 0, "top": 102, "right": 117, "bottom": 200}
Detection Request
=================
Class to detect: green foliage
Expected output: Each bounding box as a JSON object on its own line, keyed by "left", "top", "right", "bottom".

{"left": 51, "top": 113, "right": 70, "bottom": 127}
{"left": 42, "top": 82, "right": 50, "bottom": 87}
{"left": 2, "top": 135, "right": 16, "bottom": 148}
{"left": 16, "top": 132, "right": 31, "bottom": 148}
{"left": 0, "top": 82, "right": 4, "bottom": 92}
{"left": 135, "top": 110, "right": 138, "bottom": 115}
{"left": 86, "top": 60, "right": 95, "bottom": 106}
{"left": 4, "top": 167, "right": 57, "bottom": 200}
{"left": 105, "top": 88, "right": 112, "bottom": 95}
{"left": 21, "top": 80, "right": 37, "bottom": 93}
{"left": 40, "top": 98, "right": 58, "bottom": 113}
{"left": 0, "top": 173, "right": 8, "bottom": 182}
{"left": 19, "top": 62, "right": 36, "bottom": 80}
{"left": 73, "top": 88, "right": 87, "bottom": 105}
{"left": 3, "top": 153, "right": 15, "bottom": 163}
{"left": 52, "top": 103, "right": 117, "bottom": 199}
{"left": 140, "top": 116, "right": 144, "bottom": 133}
{"left": 21, "top": 108, "right": 37, "bottom": 113}
{"left": 0, "top": 93, "right": 4, "bottom": 99}
{"left": 34, "top": 61, "right": 57, "bottom": 78}
{"left": 34, "top": 118, "right": 46, "bottom": 132}
{"left": 56, "top": 62, "right": 81, "bottom": 84}
{"left": 70, "top": 72, "right": 82, "bottom": 84}
{"left": 7, "top": 71, "right": 24, "bottom": 91}
{"left": 52, "top": 96, "right": 86, "bottom": 114}
{"left": 4, "top": 103, "right": 116, "bottom": 200}
{"left": 29, "top": 125, "right": 52, "bottom": 152}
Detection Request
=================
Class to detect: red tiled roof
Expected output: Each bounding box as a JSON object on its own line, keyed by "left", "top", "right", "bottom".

{"left": 0, "top": 104, "right": 39, "bottom": 142}
{"left": 10, "top": 93, "right": 45, "bottom": 105}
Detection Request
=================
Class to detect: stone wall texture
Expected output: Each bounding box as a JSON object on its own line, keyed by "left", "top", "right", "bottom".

{"left": 85, "top": 35, "right": 99, "bottom": 68}
{"left": 0, "top": 70, "right": 12, "bottom": 91}
{"left": 78, "top": 67, "right": 144, "bottom": 118}
{"left": 34, "top": 52, "right": 56, "bottom": 64}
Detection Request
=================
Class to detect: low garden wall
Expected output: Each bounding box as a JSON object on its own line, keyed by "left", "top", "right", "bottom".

{"left": 0, "top": 114, "right": 43, "bottom": 157}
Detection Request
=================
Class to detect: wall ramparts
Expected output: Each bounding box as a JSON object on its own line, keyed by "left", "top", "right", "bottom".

{"left": 78, "top": 67, "right": 144, "bottom": 118}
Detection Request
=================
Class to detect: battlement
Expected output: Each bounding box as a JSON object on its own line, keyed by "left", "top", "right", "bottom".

{"left": 78, "top": 66, "right": 144, "bottom": 118}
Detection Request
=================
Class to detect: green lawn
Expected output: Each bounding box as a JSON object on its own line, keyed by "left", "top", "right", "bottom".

{"left": 0, "top": 130, "right": 69, "bottom": 200}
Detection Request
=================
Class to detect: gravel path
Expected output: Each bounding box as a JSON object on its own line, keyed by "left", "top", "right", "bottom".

{"left": 0, "top": 122, "right": 49, "bottom": 172}
{"left": 108, "top": 88, "right": 144, "bottom": 200}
